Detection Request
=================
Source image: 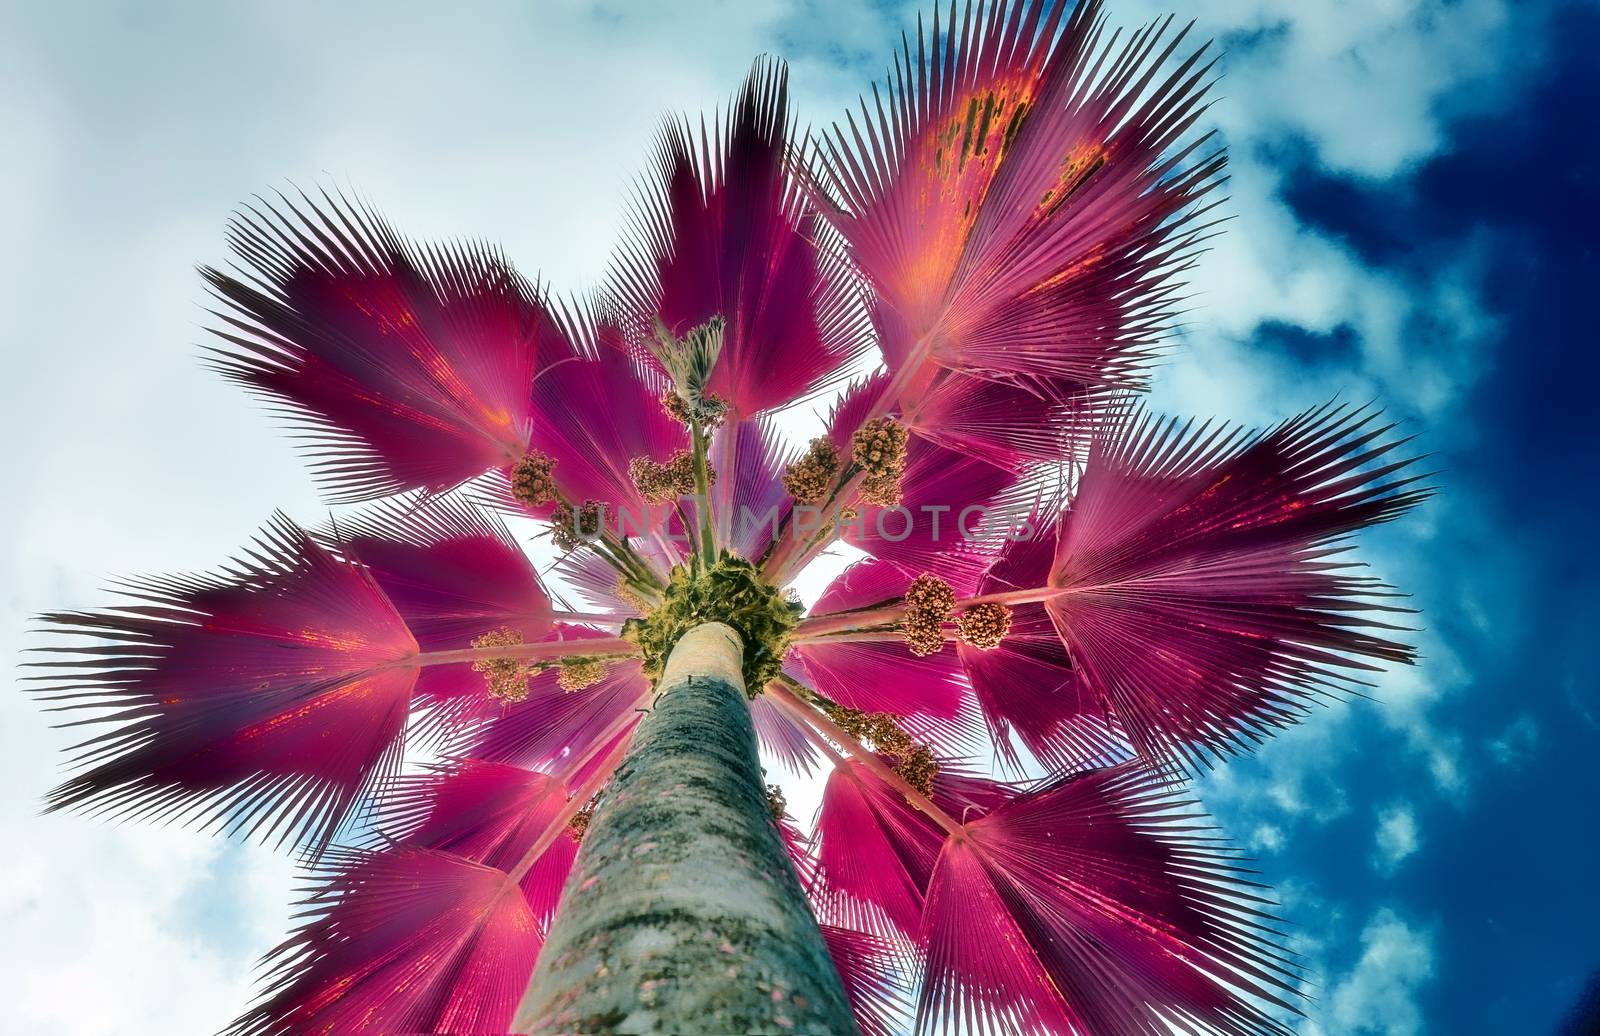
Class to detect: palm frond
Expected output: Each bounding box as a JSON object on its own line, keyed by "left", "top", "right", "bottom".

{"left": 612, "top": 57, "right": 874, "bottom": 418}
{"left": 1048, "top": 399, "right": 1430, "bottom": 768}
{"left": 916, "top": 763, "right": 1301, "bottom": 1036}
{"left": 28, "top": 514, "right": 418, "bottom": 851}
{"left": 204, "top": 185, "right": 564, "bottom": 502}
{"left": 227, "top": 847, "right": 541, "bottom": 1035}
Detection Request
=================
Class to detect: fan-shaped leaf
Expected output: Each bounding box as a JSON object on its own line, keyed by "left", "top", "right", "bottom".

{"left": 1048, "top": 401, "right": 1429, "bottom": 767}
{"left": 469, "top": 643, "right": 651, "bottom": 773}
{"left": 30, "top": 515, "right": 418, "bottom": 850}
{"left": 371, "top": 758, "right": 579, "bottom": 928}
{"left": 917, "top": 763, "right": 1300, "bottom": 1036}
{"left": 823, "top": 923, "right": 915, "bottom": 1036}
{"left": 809, "top": 0, "right": 1222, "bottom": 440}
{"left": 959, "top": 514, "right": 1125, "bottom": 773}
{"left": 613, "top": 57, "right": 872, "bottom": 418}
{"left": 796, "top": 560, "right": 976, "bottom": 753}
{"left": 814, "top": 757, "right": 951, "bottom": 937}
{"left": 522, "top": 309, "right": 688, "bottom": 525}
{"left": 228, "top": 847, "right": 540, "bottom": 1035}
{"left": 205, "top": 187, "right": 564, "bottom": 502}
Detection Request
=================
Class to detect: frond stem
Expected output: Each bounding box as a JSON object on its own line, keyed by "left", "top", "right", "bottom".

{"left": 796, "top": 583, "right": 1066, "bottom": 638}
{"left": 766, "top": 676, "right": 965, "bottom": 838}
{"left": 690, "top": 418, "right": 717, "bottom": 561}
{"left": 409, "top": 637, "right": 638, "bottom": 668}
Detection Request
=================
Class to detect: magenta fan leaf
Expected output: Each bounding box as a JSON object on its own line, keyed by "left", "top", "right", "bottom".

{"left": 334, "top": 496, "right": 552, "bottom": 651}
{"left": 807, "top": 0, "right": 1223, "bottom": 455}
{"left": 613, "top": 57, "right": 872, "bottom": 418}
{"left": 520, "top": 306, "right": 690, "bottom": 526}
{"left": 821, "top": 923, "right": 915, "bottom": 1036}
{"left": 751, "top": 689, "right": 823, "bottom": 775}
{"left": 1046, "top": 401, "right": 1429, "bottom": 767}
{"left": 227, "top": 847, "right": 541, "bottom": 1036}
{"left": 824, "top": 373, "right": 1023, "bottom": 586}
{"left": 716, "top": 418, "right": 796, "bottom": 559}
{"left": 331, "top": 496, "right": 555, "bottom": 739}
{"left": 796, "top": 559, "right": 976, "bottom": 750}
{"left": 959, "top": 512, "right": 1125, "bottom": 774}
{"left": 370, "top": 757, "right": 580, "bottom": 927}
{"left": 468, "top": 638, "right": 650, "bottom": 771}
{"left": 30, "top": 515, "right": 419, "bottom": 850}
{"left": 814, "top": 756, "right": 953, "bottom": 938}
{"left": 204, "top": 188, "right": 566, "bottom": 502}
{"left": 917, "top": 763, "right": 1300, "bottom": 1036}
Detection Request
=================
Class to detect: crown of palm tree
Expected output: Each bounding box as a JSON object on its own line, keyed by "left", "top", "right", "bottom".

{"left": 28, "top": 2, "right": 1428, "bottom": 1033}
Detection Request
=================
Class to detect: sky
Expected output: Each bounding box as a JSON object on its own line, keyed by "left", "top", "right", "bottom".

{"left": 0, "top": 1, "right": 1595, "bottom": 1033}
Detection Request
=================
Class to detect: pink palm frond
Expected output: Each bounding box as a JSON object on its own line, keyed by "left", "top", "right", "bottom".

{"left": 330, "top": 496, "right": 556, "bottom": 742}
{"left": 554, "top": 548, "right": 644, "bottom": 616}
{"left": 522, "top": 306, "right": 688, "bottom": 524}
{"left": 332, "top": 495, "right": 552, "bottom": 651}
{"left": 468, "top": 645, "right": 650, "bottom": 771}
{"left": 227, "top": 847, "right": 541, "bottom": 1036}
{"left": 930, "top": 764, "right": 1023, "bottom": 823}
{"left": 824, "top": 374, "right": 1021, "bottom": 588}
{"left": 808, "top": 0, "right": 1222, "bottom": 444}
{"left": 821, "top": 923, "right": 914, "bottom": 1036}
{"left": 369, "top": 758, "right": 579, "bottom": 927}
{"left": 718, "top": 417, "right": 796, "bottom": 561}
{"left": 814, "top": 756, "right": 952, "bottom": 938}
{"left": 917, "top": 762, "right": 1300, "bottom": 1036}
{"left": 960, "top": 513, "right": 1125, "bottom": 773}
{"left": 795, "top": 560, "right": 973, "bottom": 750}
{"left": 752, "top": 691, "right": 822, "bottom": 775}
{"left": 204, "top": 188, "right": 565, "bottom": 502}
{"left": 1047, "top": 400, "right": 1430, "bottom": 767}
{"left": 29, "top": 515, "right": 418, "bottom": 850}
{"left": 785, "top": 795, "right": 921, "bottom": 1036}
{"left": 613, "top": 57, "right": 873, "bottom": 418}
{"left": 843, "top": 438, "right": 1019, "bottom": 589}
{"left": 911, "top": 372, "right": 1092, "bottom": 471}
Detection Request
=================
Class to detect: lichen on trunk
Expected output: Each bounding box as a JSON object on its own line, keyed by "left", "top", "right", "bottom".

{"left": 514, "top": 621, "right": 858, "bottom": 1035}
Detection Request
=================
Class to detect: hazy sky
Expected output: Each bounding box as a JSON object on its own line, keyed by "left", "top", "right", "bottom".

{"left": 2, "top": 1, "right": 1593, "bottom": 1033}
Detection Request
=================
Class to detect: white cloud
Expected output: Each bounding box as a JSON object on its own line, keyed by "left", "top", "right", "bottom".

{"left": 1312, "top": 908, "right": 1436, "bottom": 1036}
{"left": 1372, "top": 803, "right": 1421, "bottom": 873}
{"left": 0, "top": 587, "right": 297, "bottom": 1034}
{"left": 1116, "top": 0, "right": 1516, "bottom": 178}
{"left": 1487, "top": 714, "right": 1539, "bottom": 768}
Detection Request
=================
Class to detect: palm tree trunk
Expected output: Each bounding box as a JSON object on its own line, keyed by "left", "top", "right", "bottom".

{"left": 513, "top": 621, "right": 858, "bottom": 1035}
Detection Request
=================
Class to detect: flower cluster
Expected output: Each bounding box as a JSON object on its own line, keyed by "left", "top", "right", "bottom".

{"left": 850, "top": 417, "right": 909, "bottom": 506}
{"left": 781, "top": 438, "right": 841, "bottom": 504}
{"left": 901, "top": 572, "right": 955, "bottom": 656}
{"left": 549, "top": 500, "right": 602, "bottom": 552}
{"left": 764, "top": 783, "right": 787, "bottom": 820}
{"left": 471, "top": 627, "right": 531, "bottom": 703}
{"left": 629, "top": 451, "right": 703, "bottom": 502}
{"left": 510, "top": 451, "right": 558, "bottom": 508}
{"left": 956, "top": 602, "right": 1013, "bottom": 650}
{"left": 568, "top": 799, "right": 597, "bottom": 843}
{"left": 556, "top": 658, "right": 607, "bottom": 692}
{"left": 825, "top": 703, "right": 939, "bottom": 795}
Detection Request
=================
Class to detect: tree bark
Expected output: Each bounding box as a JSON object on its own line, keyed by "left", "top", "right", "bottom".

{"left": 513, "top": 621, "right": 858, "bottom": 1035}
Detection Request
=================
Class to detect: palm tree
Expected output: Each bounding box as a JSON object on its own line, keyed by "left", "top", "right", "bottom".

{"left": 27, "top": 2, "right": 1428, "bottom": 1033}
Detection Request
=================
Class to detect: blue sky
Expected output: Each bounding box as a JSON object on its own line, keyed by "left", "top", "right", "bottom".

{"left": 1232, "top": 6, "right": 1600, "bottom": 1030}
{"left": 0, "top": 1, "right": 1593, "bottom": 1033}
